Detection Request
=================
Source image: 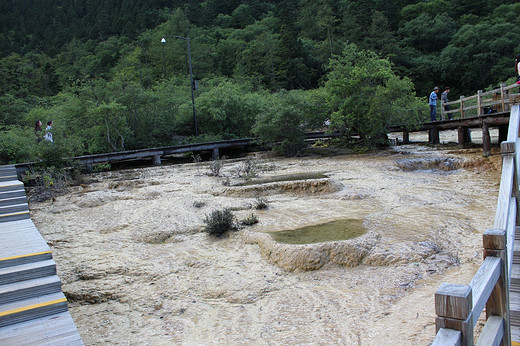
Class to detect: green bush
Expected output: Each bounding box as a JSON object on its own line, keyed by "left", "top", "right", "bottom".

{"left": 22, "top": 166, "right": 74, "bottom": 202}
{"left": 35, "top": 141, "right": 73, "bottom": 169}
{"left": 325, "top": 43, "right": 425, "bottom": 147}
{"left": 253, "top": 90, "right": 307, "bottom": 156}
{"left": 0, "top": 126, "right": 36, "bottom": 164}
{"left": 203, "top": 209, "right": 237, "bottom": 237}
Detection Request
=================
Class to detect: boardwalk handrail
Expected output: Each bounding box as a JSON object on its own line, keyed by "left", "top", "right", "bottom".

{"left": 441, "top": 83, "right": 520, "bottom": 120}
{"left": 432, "top": 104, "right": 520, "bottom": 345}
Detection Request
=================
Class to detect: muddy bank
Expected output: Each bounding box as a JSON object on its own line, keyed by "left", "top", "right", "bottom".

{"left": 29, "top": 144, "right": 501, "bottom": 345}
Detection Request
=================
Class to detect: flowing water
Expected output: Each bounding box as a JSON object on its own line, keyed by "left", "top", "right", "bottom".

{"left": 28, "top": 141, "right": 502, "bottom": 345}
{"left": 239, "top": 172, "right": 328, "bottom": 186}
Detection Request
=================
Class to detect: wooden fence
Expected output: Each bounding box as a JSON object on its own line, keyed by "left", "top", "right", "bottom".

{"left": 432, "top": 104, "right": 520, "bottom": 345}
{"left": 441, "top": 83, "right": 520, "bottom": 120}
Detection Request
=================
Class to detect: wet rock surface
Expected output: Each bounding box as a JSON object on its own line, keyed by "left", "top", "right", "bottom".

{"left": 29, "top": 145, "right": 501, "bottom": 345}
{"left": 395, "top": 157, "right": 463, "bottom": 172}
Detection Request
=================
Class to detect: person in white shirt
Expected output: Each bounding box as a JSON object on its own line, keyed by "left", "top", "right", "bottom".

{"left": 43, "top": 120, "right": 53, "bottom": 143}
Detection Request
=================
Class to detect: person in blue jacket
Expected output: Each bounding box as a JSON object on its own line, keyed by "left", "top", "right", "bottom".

{"left": 429, "top": 86, "right": 439, "bottom": 122}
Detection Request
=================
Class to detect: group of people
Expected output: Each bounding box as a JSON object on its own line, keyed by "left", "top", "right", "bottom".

{"left": 429, "top": 55, "right": 520, "bottom": 123}
{"left": 428, "top": 86, "right": 451, "bottom": 122}
{"left": 34, "top": 120, "right": 53, "bottom": 143}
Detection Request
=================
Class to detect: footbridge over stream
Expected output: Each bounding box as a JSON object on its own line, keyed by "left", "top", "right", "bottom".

{"left": 390, "top": 82, "right": 520, "bottom": 157}
{"left": 11, "top": 133, "right": 340, "bottom": 178}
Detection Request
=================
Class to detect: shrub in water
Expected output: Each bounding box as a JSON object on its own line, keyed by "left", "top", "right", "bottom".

{"left": 255, "top": 196, "right": 269, "bottom": 210}
{"left": 203, "top": 209, "right": 237, "bottom": 237}
{"left": 209, "top": 159, "right": 224, "bottom": 176}
{"left": 241, "top": 213, "right": 259, "bottom": 226}
{"left": 235, "top": 157, "right": 258, "bottom": 180}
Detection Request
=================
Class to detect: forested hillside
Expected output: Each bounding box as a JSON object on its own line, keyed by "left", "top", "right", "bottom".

{"left": 1, "top": 0, "right": 519, "bottom": 164}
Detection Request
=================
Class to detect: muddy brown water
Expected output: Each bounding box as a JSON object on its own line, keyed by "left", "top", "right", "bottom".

{"left": 29, "top": 142, "right": 502, "bottom": 345}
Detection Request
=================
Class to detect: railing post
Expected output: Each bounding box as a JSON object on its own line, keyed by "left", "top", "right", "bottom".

{"left": 483, "top": 229, "right": 509, "bottom": 346}
{"left": 500, "top": 83, "right": 506, "bottom": 112}
{"left": 435, "top": 283, "right": 473, "bottom": 345}
{"left": 478, "top": 90, "right": 483, "bottom": 116}
{"left": 501, "top": 141, "right": 516, "bottom": 156}
{"left": 460, "top": 95, "right": 465, "bottom": 119}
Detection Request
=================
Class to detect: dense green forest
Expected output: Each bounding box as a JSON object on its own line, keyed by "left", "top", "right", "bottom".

{"left": 1, "top": 0, "right": 519, "bottom": 164}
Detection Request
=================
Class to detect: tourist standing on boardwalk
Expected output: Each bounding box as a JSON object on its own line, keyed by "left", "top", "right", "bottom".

{"left": 429, "top": 86, "right": 439, "bottom": 122}
{"left": 516, "top": 54, "right": 520, "bottom": 84}
{"left": 34, "top": 120, "right": 42, "bottom": 142}
{"left": 43, "top": 120, "right": 53, "bottom": 143}
{"left": 441, "top": 86, "right": 451, "bottom": 119}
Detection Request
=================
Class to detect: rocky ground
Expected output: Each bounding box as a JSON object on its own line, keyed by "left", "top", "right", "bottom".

{"left": 29, "top": 140, "right": 502, "bottom": 345}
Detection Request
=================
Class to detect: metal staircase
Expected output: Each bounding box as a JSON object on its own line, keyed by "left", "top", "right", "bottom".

{"left": 0, "top": 165, "right": 83, "bottom": 345}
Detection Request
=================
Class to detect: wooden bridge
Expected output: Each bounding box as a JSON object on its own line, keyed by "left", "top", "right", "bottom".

{"left": 432, "top": 104, "right": 520, "bottom": 345}
{"left": 390, "top": 83, "right": 520, "bottom": 156}
{"left": 72, "top": 137, "right": 256, "bottom": 168}
{"left": 0, "top": 165, "right": 83, "bottom": 345}
{"left": 12, "top": 133, "right": 342, "bottom": 177}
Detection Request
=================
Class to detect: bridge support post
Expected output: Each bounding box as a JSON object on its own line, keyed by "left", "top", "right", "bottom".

{"left": 429, "top": 128, "right": 440, "bottom": 144}
{"left": 483, "top": 229, "right": 510, "bottom": 346}
{"left": 403, "top": 131, "right": 409, "bottom": 144}
{"left": 482, "top": 121, "right": 491, "bottom": 157}
{"left": 435, "top": 283, "right": 473, "bottom": 346}
{"left": 457, "top": 126, "right": 471, "bottom": 148}
{"left": 212, "top": 148, "right": 219, "bottom": 160}
{"left": 499, "top": 125, "right": 508, "bottom": 144}
{"left": 153, "top": 155, "right": 162, "bottom": 165}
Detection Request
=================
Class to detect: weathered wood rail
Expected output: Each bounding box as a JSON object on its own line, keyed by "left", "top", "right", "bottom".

{"left": 441, "top": 83, "right": 520, "bottom": 120}
{"left": 432, "top": 104, "right": 520, "bottom": 345}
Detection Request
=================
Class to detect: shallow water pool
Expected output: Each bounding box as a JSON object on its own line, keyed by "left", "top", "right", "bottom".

{"left": 267, "top": 219, "right": 367, "bottom": 245}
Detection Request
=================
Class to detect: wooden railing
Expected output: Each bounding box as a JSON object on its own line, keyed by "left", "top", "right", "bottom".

{"left": 432, "top": 104, "right": 520, "bottom": 345}
{"left": 441, "top": 83, "right": 520, "bottom": 120}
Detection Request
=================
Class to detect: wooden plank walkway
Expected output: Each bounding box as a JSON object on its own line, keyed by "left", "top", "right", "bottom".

{"left": 0, "top": 165, "right": 83, "bottom": 345}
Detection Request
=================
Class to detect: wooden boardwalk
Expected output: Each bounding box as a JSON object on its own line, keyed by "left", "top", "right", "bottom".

{"left": 511, "top": 226, "right": 520, "bottom": 345}
{"left": 432, "top": 104, "right": 520, "bottom": 345}
{"left": 0, "top": 165, "right": 83, "bottom": 345}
